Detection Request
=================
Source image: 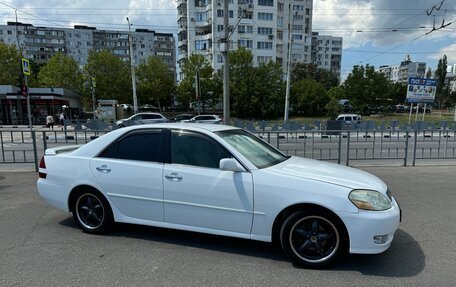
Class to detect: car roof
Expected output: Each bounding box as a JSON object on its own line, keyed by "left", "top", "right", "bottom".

{"left": 192, "top": 114, "right": 220, "bottom": 117}
{"left": 124, "top": 122, "right": 237, "bottom": 132}
{"left": 337, "top": 114, "right": 360, "bottom": 117}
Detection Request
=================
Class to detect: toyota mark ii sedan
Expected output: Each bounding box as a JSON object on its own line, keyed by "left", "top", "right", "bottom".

{"left": 37, "top": 123, "right": 400, "bottom": 267}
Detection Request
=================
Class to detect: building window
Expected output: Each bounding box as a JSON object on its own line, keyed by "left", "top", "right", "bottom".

{"left": 293, "top": 14, "right": 304, "bottom": 21}
{"left": 238, "top": 39, "right": 253, "bottom": 49}
{"left": 277, "top": 31, "right": 283, "bottom": 40}
{"left": 292, "top": 34, "right": 303, "bottom": 40}
{"left": 277, "top": 17, "right": 283, "bottom": 27}
{"left": 258, "top": 0, "right": 273, "bottom": 6}
{"left": 258, "top": 27, "right": 273, "bottom": 35}
{"left": 257, "top": 41, "right": 272, "bottom": 49}
{"left": 217, "top": 10, "right": 234, "bottom": 18}
{"left": 258, "top": 12, "right": 273, "bottom": 21}
{"left": 218, "top": 25, "right": 224, "bottom": 32}
{"left": 293, "top": 5, "right": 304, "bottom": 11}
{"left": 195, "top": 12, "right": 208, "bottom": 21}
{"left": 278, "top": 2, "right": 284, "bottom": 12}
{"left": 257, "top": 56, "right": 272, "bottom": 64}
{"left": 195, "top": 40, "right": 209, "bottom": 50}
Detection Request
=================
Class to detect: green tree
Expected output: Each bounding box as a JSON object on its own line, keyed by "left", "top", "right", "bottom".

{"left": 343, "top": 65, "right": 391, "bottom": 114}
{"left": 84, "top": 50, "right": 131, "bottom": 104}
{"left": 389, "top": 82, "right": 407, "bottom": 105}
{"left": 426, "top": 67, "right": 433, "bottom": 79}
{"left": 177, "top": 54, "right": 218, "bottom": 111}
{"left": 0, "top": 43, "right": 22, "bottom": 85}
{"left": 38, "top": 53, "right": 82, "bottom": 92}
{"left": 291, "top": 63, "right": 339, "bottom": 90}
{"left": 250, "top": 61, "right": 285, "bottom": 118}
{"left": 137, "top": 56, "right": 175, "bottom": 110}
{"left": 435, "top": 55, "right": 448, "bottom": 109}
{"left": 291, "top": 79, "right": 329, "bottom": 116}
{"left": 228, "top": 48, "right": 256, "bottom": 117}
{"left": 325, "top": 86, "right": 345, "bottom": 119}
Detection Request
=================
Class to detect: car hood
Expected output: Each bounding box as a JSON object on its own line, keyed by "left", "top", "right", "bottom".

{"left": 267, "top": 156, "right": 387, "bottom": 191}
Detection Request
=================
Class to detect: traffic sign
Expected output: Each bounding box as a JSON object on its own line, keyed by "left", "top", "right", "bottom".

{"left": 22, "top": 58, "right": 31, "bottom": 76}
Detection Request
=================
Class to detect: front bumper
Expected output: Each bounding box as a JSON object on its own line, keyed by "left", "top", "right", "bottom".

{"left": 340, "top": 197, "right": 401, "bottom": 254}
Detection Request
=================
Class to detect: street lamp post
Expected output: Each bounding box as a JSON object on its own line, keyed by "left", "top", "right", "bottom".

{"left": 126, "top": 17, "right": 138, "bottom": 114}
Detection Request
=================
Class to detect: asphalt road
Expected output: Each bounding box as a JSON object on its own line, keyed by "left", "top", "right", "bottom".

{"left": 0, "top": 166, "right": 456, "bottom": 286}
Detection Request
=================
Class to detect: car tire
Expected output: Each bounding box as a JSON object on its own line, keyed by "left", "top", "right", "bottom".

{"left": 72, "top": 190, "right": 114, "bottom": 234}
{"left": 279, "top": 209, "right": 347, "bottom": 268}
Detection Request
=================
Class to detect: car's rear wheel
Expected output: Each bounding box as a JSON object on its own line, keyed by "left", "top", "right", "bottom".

{"left": 73, "top": 191, "right": 113, "bottom": 234}
{"left": 280, "top": 210, "right": 347, "bottom": 267}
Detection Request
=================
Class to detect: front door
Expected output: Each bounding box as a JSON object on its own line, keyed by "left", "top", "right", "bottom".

{"left": 163, "top": 130, "right": 254, "bottom": 234}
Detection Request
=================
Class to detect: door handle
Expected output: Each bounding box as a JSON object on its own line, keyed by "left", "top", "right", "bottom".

{"left": 165, "top": 173, "right": 183, "bottom": 181}
{"left": 96, "top": 165, "right": 111, "bottom": 173}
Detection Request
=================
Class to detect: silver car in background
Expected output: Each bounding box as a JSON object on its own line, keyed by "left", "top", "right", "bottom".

{"left": 116, "top": 112, "right": 168, "bottom": 127}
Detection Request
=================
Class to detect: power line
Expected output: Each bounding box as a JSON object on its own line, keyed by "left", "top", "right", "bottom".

{"left": 344, "top": 49, "right": 456, "bottom": 54}
{"left": 0, "top": 1, "right": 66, "bottom": 28}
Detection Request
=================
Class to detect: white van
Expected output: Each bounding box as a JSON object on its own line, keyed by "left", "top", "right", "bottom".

{"left": 336, "top": 114, "right": 362, "bottom": 125}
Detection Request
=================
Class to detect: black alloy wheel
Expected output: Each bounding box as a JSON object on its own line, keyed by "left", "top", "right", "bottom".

{"left": 73, "top": 191, "right": 113, "bottom": 234}
{"left": 280, "top": 210, "right": 346, "bottom": 267}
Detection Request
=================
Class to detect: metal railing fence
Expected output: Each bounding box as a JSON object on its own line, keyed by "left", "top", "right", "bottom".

{"left": 0, "top": 128, "right": 455, "bottom": 171}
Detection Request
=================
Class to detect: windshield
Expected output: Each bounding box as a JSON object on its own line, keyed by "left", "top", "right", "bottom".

{"left": 216, "top": 129, "right": 288, "bottom": 169}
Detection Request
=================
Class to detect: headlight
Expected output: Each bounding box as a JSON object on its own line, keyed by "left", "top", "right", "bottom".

{"left": 349, "top": 189, "right": 392, "bottom": 211}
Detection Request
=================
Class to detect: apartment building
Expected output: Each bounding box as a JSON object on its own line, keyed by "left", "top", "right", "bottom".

{"left": 311, "top": 32, "right": 342, "bottom": 78}
{"left": 177, "top": 0, "right": 314, "bottom": 78}
{"left": 0, "top": 22, "right": 175, "bottom": 76}
{"left": 378, "top": 55, "right": 426, "bottom": 83}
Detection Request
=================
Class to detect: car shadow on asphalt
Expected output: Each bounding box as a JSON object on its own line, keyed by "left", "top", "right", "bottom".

{"left": 60, "top": 218, "right": 424, "bottom": 276}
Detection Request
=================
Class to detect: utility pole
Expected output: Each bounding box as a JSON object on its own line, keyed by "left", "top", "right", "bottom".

{"left": 284, "top": 7, "right": 296, "bottom": 122}
{"left": 91, "top": 77, "right": 96, "bottom": 120}
{"left": 126, "top": 17, "right": 138, "bottom": 114}
{"left": 222, "top": 0, "right": 230, "bottom": 125}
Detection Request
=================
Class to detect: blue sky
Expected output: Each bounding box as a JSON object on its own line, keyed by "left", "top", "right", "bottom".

{"left": 1, "top": 0, "right": 455, "bottom": 81}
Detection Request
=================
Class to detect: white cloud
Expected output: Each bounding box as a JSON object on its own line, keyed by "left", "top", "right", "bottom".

{"left": 313, "top": 0, "right": 456, "bottom": 48}
{"left": 429, "top": 43, "right": 456, "bottom": 64}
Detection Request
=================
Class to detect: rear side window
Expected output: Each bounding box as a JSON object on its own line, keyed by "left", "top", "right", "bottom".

{"left": 99, "top": 131, "right": 163, "bottom": 162}
{"left": 142, "top": 114, "right": 162, "bottom": 119}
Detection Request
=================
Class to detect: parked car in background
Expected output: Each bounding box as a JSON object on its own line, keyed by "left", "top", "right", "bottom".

{"left": 182, "top": 114, "right": 222, "bottom": 124}
{"left": 116, "top": 112, "right": 168, "bottom": 127}
{"left": 412, "top": 106, "right": 431, "bottom": 114}
{"left": 37, "top": 123, "right": 400, "bottom": 268}
{"left": 336, "top": 114, "right": 362, "bottom": 126}
{"left": 394, "top": 105, "right": 411, "bottom": 113}
{"left": 338, "top": 99, "right": 354, "bottom": 113}
{"left": 170, "top": 114, "right": 194, "bottom": 122}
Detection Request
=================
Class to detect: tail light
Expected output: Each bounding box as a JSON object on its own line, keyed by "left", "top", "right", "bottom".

{"left": 39, "top": 156, "right": 47, "bottom": 179}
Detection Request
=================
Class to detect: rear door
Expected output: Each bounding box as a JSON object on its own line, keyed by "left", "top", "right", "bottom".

{"left": 90, "top": 129, "right": 165, "bottom": 222}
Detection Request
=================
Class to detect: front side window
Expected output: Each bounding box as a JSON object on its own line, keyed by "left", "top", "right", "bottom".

{"left": 99, "top": 131, "right": 163, "bottom": 162}
{"left": 216, "top": 129, "right": 287, "bottom": 169}
{"left": 171, "top": 131, "right": 231, "bottom": 169}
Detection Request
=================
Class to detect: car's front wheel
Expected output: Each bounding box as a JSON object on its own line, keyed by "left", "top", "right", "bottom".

{"left": 280, "top": 210, "right": 347, "bottom": 268}
{"left": 73, "top": 190, "right": 113, "bottom": 234}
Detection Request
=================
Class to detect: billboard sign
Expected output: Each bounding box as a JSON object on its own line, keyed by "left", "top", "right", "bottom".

{"left": 406, "top": 77, "right": 436, "bottom": 103}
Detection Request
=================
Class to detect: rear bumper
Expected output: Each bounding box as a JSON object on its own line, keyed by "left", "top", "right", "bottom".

{"left": 37, "top": 179, "right": 70, "bottom": 212}
{"left": 340, "top": 198, "right": 401, "bottom": 254}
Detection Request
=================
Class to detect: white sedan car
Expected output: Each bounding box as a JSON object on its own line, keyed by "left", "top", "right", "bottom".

{"left": 116, "top": 112, "right": 168, "bottom": 127}
{"left": 181, "top": 114, "right": 222, "bottom": 124}
{"left": 37, "top": 123, "right": 400, "bottom": 267}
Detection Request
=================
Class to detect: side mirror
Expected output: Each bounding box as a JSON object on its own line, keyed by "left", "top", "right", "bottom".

{"left": 219, "top": 158, "right": 245, "bottom": 172}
